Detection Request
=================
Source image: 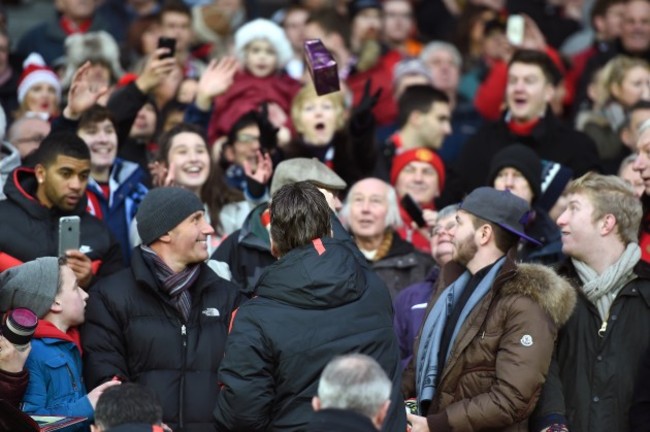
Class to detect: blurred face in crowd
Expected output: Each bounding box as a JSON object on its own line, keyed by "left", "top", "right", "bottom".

{"left": 225, "top": 124, "right": 261, "bottom": 168}
{"left": 423, "top": 48, "right": 460, "bottom": 95}
{"left": 621, "top": 0, "right": 650, "bottom": 54}
{"left": 506, "top": 62, "right": 553, "bottom": 122}
{"left": 595, "top": 2, "right": 626, "bottom": 40}
{"left": 297, "top": 95, "right": 341, "bottom": 146}
{"left": 245, "top": 39, "right": 278, "bottom": 78}
{"left": 166, "top": 132, "right": 210, "bottom": 192}
{"left": 160, "top": 11, "right": 192, "bottom": 54}
{"left": 177, "top": 78, "right": 198, "bottom": 104}
{"left": 0, "top": 34, "right": 8, "bottom": 75}
{"left": 623, "top": 107, "right": 650, "bottom": 150}
{"left": 492, "top": 167, "right": 534, "bottom": 204}
{"left": 417, "top": 101, "right": 452, "bottom": 150}
{"left": 347, "top": 178, "right": 390, "bottom": 244}
{"left": 129, "top": 103, "right": 157, "bottom": 141}
{"left": 611, "top": 65, "right": 650, "bottom": 108}
{"left": 619, "top": 162, "right": 645, "bottom": 198}
{"left": 633, "top": 127, "right": 650, "bottom": 195}
{"left": 382, "top": 0, "right": 413, "bottom": 45}
{"left": 430, "top": 212, "right": 456, "bottom": 266}
{"left": 284, "top": 8, "right": 309, "bottom": 53}
{"left": 395, "top": 161, "right": 440, "bottom": 205}
{"left": 35, "top": 155, "right": 90, "bottom": 212}
{"left": 351, "top": 8, "right": 382, "bottom": 47}
{"left": 77, "top": 118, "right": 118, "bottom": 174}
{"left": 55, "top": 0, "right": 96, "bottom": 21}
{"left": 24, "top": 83, "right": 59, "bottom": 117}
{"left": 394, "top": 74, "right": 431, "bottom": 100}
{"left": 8, "top": 117, "right": 51, "bottom": 159}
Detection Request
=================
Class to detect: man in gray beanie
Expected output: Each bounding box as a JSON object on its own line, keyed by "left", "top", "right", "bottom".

{"left": 82, "top": 187, "right": 242, "bottom": 432}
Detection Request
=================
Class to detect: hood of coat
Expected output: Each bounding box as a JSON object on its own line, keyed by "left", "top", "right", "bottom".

{"left": 256, "top": 237, "right": 368, "bottom": 309}
{"left": 500, "top": 262, "right": 577, "bottom": 326}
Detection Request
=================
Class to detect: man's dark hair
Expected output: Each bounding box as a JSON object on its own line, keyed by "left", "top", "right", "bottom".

{"left": 397, "top": 85, "right": 449, "bottom": 128}
{"left": 270, "top": 181, "right": 332, "bottom": 257}
{"left": 225, "top": 110, "right": 260, "bottom": 147}
{"left": 78, "top": 104, "right": 116, "bottom": 132}
{"left": 33, "top": 131, "right": 91, "bottom": 167}
{"left": 159, "top": 0, "right": 191, "bottom": 21}
{"left": 470, "top": 215, "right": 519, "bottom": 254}
{"left": 591, "top": 0, "right": 627, "bottom": 25}
{"left": 306, "top": 9, "right": 351, "bottom": 49}
{"left": 509, "top": 49, "right": 563, "bottom": 86}
{"left": 94, "top": 383, "right": 163, "bottom": 430}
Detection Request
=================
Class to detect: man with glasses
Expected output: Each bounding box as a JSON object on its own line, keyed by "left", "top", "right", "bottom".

{"left": 393, "top": 204, "right": 458, "bottom": 368}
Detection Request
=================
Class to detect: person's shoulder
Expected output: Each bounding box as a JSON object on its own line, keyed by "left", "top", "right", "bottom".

{"left": 500, "top": 262, "right": 577, "bottom": 326}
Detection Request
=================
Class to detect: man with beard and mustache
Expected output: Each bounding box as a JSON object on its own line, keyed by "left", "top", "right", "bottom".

{"left": 403, "top": 187, "right": 576, "bottom": 432}
{"left": 0, "top": 131, "right": 123, "bottom": 288}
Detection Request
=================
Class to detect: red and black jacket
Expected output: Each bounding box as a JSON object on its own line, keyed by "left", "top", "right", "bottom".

{"left": 0, "top": 167, "right": 123, "bottom": 278}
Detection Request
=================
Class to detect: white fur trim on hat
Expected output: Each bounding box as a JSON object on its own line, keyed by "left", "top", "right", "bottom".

{"left": 18, "top": 53, "right": 62, "bottom": 104}
{"left": 62, "top": 31, "right": 125, "bottom": 89}
{"left": 234, "top": 18, "right": 293, "bottom": 69}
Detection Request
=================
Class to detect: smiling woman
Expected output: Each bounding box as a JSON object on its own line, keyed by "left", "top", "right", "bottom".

{"left": 13, "top": 53, "right": 61, "bottom": 121}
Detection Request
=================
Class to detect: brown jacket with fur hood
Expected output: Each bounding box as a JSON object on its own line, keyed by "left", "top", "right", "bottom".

{"left": 402, "top": 249, "right": 576, "bottom": 432}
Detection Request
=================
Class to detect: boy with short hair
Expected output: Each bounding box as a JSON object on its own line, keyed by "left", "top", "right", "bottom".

{"left": 0, "top": 257, "right": 119, "bottom": 424}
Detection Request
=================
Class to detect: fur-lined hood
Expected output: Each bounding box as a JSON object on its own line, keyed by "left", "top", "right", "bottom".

{"left": 500, "top": 262, "right": 576, "bottom": 327}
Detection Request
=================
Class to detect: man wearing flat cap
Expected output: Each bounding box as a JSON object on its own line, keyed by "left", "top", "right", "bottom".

{"left": 403, "top": 187, "right": 576, "bottom": 432}
{"left": 81, "top": 187, "right": 242, "bottom": 432}
{"left": 212, "top": 157, "right": 348, "bottom": 296}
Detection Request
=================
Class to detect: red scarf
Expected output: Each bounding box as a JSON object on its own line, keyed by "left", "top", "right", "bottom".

{"left": 60, "top": 16, "right": 92, "bottom": 35}
{"left": 507, "top": 117, "right": 540, "bottom": 136}
{"left": 34, "top": 320, "right": 83, "bottom": 355}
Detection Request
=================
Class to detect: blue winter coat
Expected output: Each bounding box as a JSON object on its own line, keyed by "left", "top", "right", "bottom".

{"left": 22, "top": 337, "right": 93, "bottom": 428}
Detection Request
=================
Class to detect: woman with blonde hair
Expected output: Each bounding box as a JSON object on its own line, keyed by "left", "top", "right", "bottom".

{"left": 577, "top": 55, "right": 650, "bottom": 171}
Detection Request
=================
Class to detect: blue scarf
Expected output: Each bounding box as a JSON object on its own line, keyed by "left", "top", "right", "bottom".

{"left": 415, "top": 257, "right": 506, "bottom": 413}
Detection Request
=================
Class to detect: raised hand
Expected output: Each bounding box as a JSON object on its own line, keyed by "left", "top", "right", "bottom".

{"left": 195, "top": 56, "right": 240, "bottom": 111}
{"left": 353, "top": 80, "right": 381, "bottom": 120}
{"left": 63, "top": 61, "right": 110, "bottom": 120}
{"left": 135, "top": 48, "right": 179, "bottom": 94}
{"left": 243, "top": 150, "right": 273, "bottom": 186}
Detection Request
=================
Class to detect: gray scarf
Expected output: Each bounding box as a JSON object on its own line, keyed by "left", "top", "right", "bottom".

{"left": 572, "top": 243, "right": 640, "bottom": 320}
{"left": 415, "top": 257, "right": 506, "bottom": 414}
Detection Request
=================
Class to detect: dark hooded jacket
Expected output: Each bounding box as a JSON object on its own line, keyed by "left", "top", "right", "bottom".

{"left": 0, "top": 167, "right": 123, "bottom": 278}
{"left": 213, "top": 237, "right": 406, "bottom": 432}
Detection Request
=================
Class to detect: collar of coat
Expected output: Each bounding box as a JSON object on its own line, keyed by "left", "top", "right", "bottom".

{"left": 438, "top": 248, "right": 577, "bottom": 327}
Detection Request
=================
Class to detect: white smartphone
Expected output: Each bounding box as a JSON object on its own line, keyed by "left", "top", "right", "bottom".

{"left": 58, "top": 216, "right": 80, "bottom": 257}
{"left": 506, "top": 15, "right": 525, "bottom": 46}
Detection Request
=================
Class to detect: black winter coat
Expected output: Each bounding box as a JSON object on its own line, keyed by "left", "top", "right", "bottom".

{"left": 0, "top": 167, "right": 123, "bottom": 278}
{"left": 531, "top": 260, "right": 650, "bottom": 432}
{"left": 81, "top": 248, "right": 241, "bottom": 432}
{"left": 438, "top": 109, "right": 600, "bottom": 207}
{"left": 213, "top": 237, "right": 406, "bottom": 432}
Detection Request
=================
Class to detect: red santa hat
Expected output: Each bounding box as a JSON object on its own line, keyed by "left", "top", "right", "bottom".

{"left": 390, "top": 147, "right": 446, "bottom": 191}
{"left": 17, "top": 53, "right": 62, "bottom": 104}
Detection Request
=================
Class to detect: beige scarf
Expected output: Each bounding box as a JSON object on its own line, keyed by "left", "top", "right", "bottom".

{"left": 572, "top": 243, "right": 640, "bottom": 320}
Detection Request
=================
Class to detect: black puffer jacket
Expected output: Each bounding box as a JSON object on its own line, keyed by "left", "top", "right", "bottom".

{"left": 532, "top": 260, "right": 650, "bottom": 432}
{"left": 81, "top": 248, "right": 241, "bottom": 432}
{"left": 0, "top": 167, "right": 123, "bottom": 278}
{"left": 213, "top": 237, "right": 406, "bottom": 432}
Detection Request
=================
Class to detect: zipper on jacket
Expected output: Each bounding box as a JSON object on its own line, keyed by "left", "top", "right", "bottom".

{"left": 65, "top": 364, "right": 78, "bottom": 391}
{"left": 179, "top": 323, "right": 187, "bottom": 428}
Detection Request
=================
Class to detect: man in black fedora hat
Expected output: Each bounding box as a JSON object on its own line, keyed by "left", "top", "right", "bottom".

{"left": 402, "top": 187, "right": 576, "bottom": 432}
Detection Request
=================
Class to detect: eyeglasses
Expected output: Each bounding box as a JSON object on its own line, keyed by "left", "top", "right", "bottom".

{"left": 430, "top": 221, "right": 456, "bottom": 237}
{"left": 236, "top": 133, "right": 260, "bottom": 144}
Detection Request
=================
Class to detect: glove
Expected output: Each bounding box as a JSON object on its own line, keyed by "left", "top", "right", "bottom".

{"left": 351, "top": 80, "right": 381, "bottom": 131}
{"left": 257, "top": 102, "right": 279, "bottom": 150}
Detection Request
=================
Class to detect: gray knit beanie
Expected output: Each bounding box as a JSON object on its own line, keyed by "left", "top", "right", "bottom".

{"left": 0, "top": 257, "right": 60, "bottom": 318}
{"left": 136, "top": 187, "right": 204, "bottom": 245}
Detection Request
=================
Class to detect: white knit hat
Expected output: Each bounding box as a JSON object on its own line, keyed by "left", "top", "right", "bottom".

{"left": 17, "top": 53, "right": 62, "bottom": 104}
{"left": 234, "top": 18, "right": 293, "bottom": 69}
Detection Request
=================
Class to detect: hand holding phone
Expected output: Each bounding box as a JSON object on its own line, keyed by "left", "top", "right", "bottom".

{"left": 58, "top": 216, "right": 81, "bottom": 257}
{"left": 157, "top": 36, "right": 176, "bottom": 59}
{"left": 401, "top": 194, "right": 427, "bottom": 228}
{"left": 506, "top": 15, "right": 525, "bottom": 46}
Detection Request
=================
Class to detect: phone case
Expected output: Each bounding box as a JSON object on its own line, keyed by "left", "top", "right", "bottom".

{"left": 506, "top": 15, "right": 525, "bottom": 46}
{"left": 58, "top": 216, "right": 81, "bottom": 257}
